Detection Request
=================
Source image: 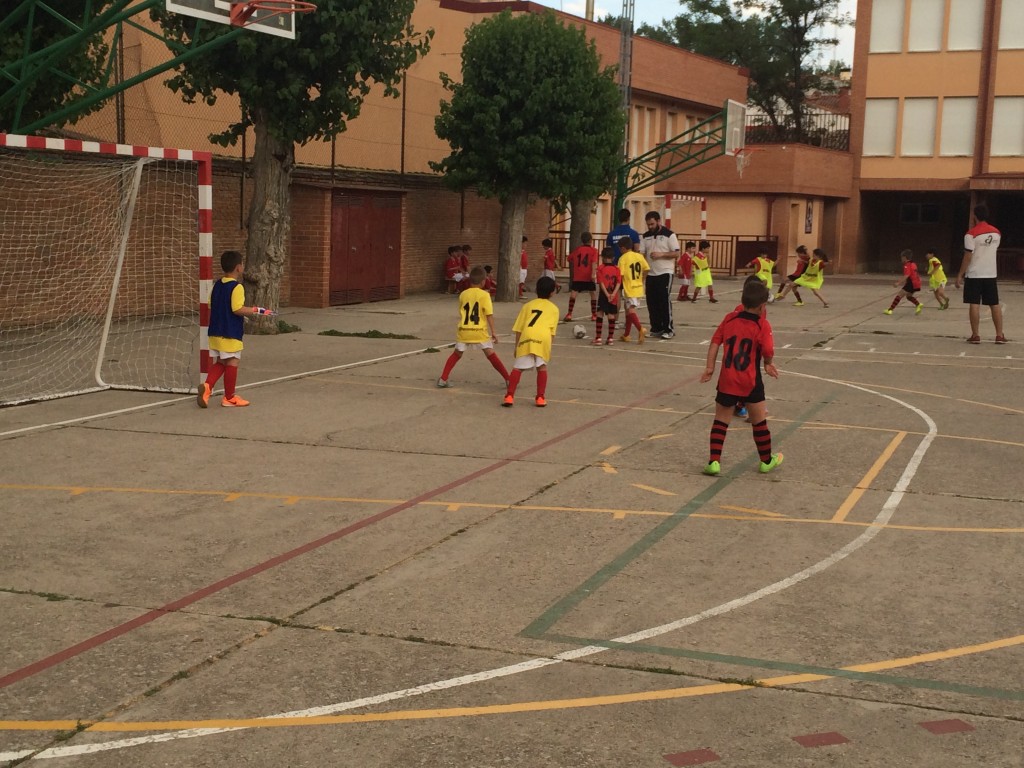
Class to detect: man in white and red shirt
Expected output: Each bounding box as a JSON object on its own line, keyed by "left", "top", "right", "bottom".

{"left": 956, "top": 204, "right": 1007, "bottom": 344}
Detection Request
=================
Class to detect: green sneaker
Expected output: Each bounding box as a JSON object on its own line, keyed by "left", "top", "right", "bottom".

{"left": 759, "top": 453, "right": 784, "bottom": 474}
{"left": 703, "top": 460, "right": 721, "bottom": 476}
{"left": 883, "top": 309, "right": 893, "bottom": 315}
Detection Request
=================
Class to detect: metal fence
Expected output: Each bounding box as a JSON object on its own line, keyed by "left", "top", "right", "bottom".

{"left": 745, "top": 112, "right": 850, "bottom": 151}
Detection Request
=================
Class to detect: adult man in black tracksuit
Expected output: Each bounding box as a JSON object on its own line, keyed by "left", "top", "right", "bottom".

{"left": 640, "top": 211, "right": 681, "bottom": 339}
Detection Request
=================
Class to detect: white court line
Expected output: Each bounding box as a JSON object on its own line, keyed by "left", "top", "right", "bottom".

{"left": 0, "top": 345, "right": 453, "bottom": 439}
{"left": 6, "top": 374, "right": 939, "bottom": 762}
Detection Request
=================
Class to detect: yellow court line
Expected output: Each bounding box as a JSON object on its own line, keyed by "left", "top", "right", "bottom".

{"left": 718, "top": 504, "right": 785, "bottom": 518}
{"left": 599, "top": 445, "right": 621, "bottom": 456}
{"left": 599, "top": 462, "right": 618, "bottom": 474}
{"left": 831, "top": 431, "right": 907, "bottom": 523}
{"left": 6, "top": 633, "right": 1022, "bottom": 733}
{"left": 631, "top": 483, "right": 677, "bottom": 497}
{"left": 644, "top": 434, "right": 674, "bottom": 441}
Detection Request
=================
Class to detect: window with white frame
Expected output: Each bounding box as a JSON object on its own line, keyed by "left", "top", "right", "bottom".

{"left": 948, "top": 0, "right": 985, "bottom": 50}
{"left": 666, "top": 111, "right": 677, "bottom": 141}
{"left": 901, "top": 98, "right": 938, "bottom": 156}
{"left": 991, "top": 97, "right": 1024, "bottom": 155}
{"left": 999, "top": 1, "right": 1024, "bottom": 49}
{"left": 908, "top": 0, "right": 944, "bottom": 51}
{"left": 870, "top": 0, "right": 906, "bottom": 52}
{"left": 939, "top": 97, "right": 976, "bottom": 155}
{"left": 864, "top": 99, "right": 899, "bottom": 155}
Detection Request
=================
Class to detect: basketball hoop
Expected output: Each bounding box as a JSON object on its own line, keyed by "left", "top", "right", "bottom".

{"left": 733, "top": 147, "right": 761, "bottom": 179}
{"left": 230, "top": 0, "right": 316, "bottom": 28}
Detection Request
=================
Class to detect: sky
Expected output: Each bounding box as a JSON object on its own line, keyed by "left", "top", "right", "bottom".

{"left": 531, "top": 0, "right": 857, "bottom": 66}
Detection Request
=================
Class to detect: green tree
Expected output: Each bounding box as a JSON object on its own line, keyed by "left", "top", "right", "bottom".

{"left": 152, "top": 1, "right": 431, "bottom": 330}
{"left": 432, "top": 11, "right": 625, "bottom": 302}
{"left": 0, "top": 0, "right": 115, "bottom": 131}
{"left": 640, "top": 0, "right": 851, "bottom": 138}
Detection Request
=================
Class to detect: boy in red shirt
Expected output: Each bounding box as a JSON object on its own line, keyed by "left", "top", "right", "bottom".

{"left": 593, "top": 247, "right": 621, "bottom": 345}
{"left": 700, "top": 279, "right": 782, "bottom": 475}
{"left": 519, "top": 236, "right": 529, "bottom": 298}
{"left": 482, "top": 265, "right": 497, "bottom": 297}
{"left": 541, "top": 237, "right": 561, "bottom": 293}
{"left": 884, "top": 249, "right": 923, "bottom": 315}
{"left": 563, "top": 232, "right": 600, "bottom": 321}
{"left": 444, "top": 245, "right": 462, "bottom": 294}
{"left": 675, "top": 240, "right": 695, "bottom": 301}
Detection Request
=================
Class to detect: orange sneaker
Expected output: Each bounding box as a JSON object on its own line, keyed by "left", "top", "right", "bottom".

{"left": 637, "top": 326, "right": 647, "bottom": 345}
{"left": 197, "top": 382, "right": 210, "bottom": 409}
{"left": 502, "top": 395, "right": 514, "bottom": 407}
{"left": 535, "top": 396, "right": 547, "bottom": 407}
{"left": 221, "top": 395, "right": 250, "bottom": 407}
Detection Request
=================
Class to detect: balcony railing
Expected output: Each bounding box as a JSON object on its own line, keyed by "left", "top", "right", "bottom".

{"left": 746, "top": 113, "right": 850, "bottom": 151}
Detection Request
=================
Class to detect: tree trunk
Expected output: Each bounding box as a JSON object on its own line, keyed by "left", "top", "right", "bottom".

{"left": 568, "top": 197, "right": 593, "bottom": 258}
{"left": 244, "top": 113, "right": 293, "bottom": 334}
{"left": 496, "top": 189, "right": 529, "bottom": 303}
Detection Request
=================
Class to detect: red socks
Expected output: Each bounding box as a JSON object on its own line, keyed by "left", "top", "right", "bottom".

{"left": 536, "top": 368, "right": 548, "bottom": 398}
{"left": 752, "top": 420, "right": 772, "bottom": 463}
{"left": 223, "top": 365, "right": 238, "bottom": 399}
{"left": 441, "top": 352, "right": 460, "bottom": 381}
{"left": 488, "top": 353, "right": 509, "bottom": 382}
{"left": 709, "top": 419, "right": 728, "bottom": 463}
{"left": 506, "top": 369, "right": 522, "bottom": 397}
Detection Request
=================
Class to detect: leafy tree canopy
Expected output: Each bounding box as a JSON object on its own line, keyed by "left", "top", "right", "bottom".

{"left": 0, "top": 1, "right": 115, "bottom": 131}
{"left": 637, "top": 0, "right": 851, "bottom": 127}
{"left": 151, "top": 0, "right": 432, "bottom": 146}
{"left": 432, "top": 10, "right": 625, "bottom": 204}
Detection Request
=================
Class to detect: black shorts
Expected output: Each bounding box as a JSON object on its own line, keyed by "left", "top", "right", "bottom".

{"left": 902, "top": 279, "right": 918, "bottom": 294}
{"left": 716, "top": 381, "right": 765, "bottom": 407}
{"left": 786, "top": 273, "right": 801, "bottom": 283}
{"left": 962, "top": 276, "right": 999, "bottom": 306}
{"left": 597, "top": 295, "right": 619, "bottom": 315}
{"left": 570, "top": 280, "right": 597, "bottom": 293}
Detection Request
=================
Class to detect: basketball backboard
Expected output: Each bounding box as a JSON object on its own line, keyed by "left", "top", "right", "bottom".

{"left": 166, "top": 0, "right": 300, "bottom": 39}
{"left": 724, "top": 99, "right": 747, "bottom": 157}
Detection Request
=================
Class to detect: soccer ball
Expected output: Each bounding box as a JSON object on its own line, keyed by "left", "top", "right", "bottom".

{"left": 573, "top": 324, "right": 586, "bottom": 339}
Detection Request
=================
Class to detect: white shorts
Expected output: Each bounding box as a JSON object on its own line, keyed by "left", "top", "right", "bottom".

{"left": 678, "top": 278, "right": 690, "bottom": 286}
{"left": 543, "top": 269, "right": 556, "bottom": 280}
{"left": 452, "top": 272, "right": 464, "bottom": 283}
{"left": 623, "top": 296, "right": 642, "bottom": 309}
{"left": 519, "top": 268, "right": 528, "bottom": 283}
{"left": 209, "top": 349, "right": 241, "bottom": 361}
{"left": 455, "top": 340, "right": 494, "bottom": 352}
{"left": 513, "top": 354, "right": 547, "bottom": 370}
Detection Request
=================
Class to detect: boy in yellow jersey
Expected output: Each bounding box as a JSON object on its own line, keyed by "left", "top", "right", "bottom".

{"left": 504, "top": 276, "right": 559, "bottom": 407}
{"left": 616, "top": 236, "right": 650, "bottom": 344}
{"left": 926, "top": 249, "right": 950, "bottom": 309}
{"left": 437, "top": 266, "right": 510, "bottom": 388}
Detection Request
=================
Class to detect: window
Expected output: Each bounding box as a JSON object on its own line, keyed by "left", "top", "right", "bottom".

{"left": 864, "top": 99, "right": 899, "bottom": 155}
{"left": 991, "top": 97, "right": 1024, "bottom": 156}
{"left": 1000, "top": 1, "right": 1024, "bottom": 49}
{"left": 870, "top": 0, "right": 905, "bottom": 52}
{"left": 900, "top": 203, "right": 941, "bottom": 223}
{"left": 666, "top": 112, "right": 677, "bottom": 141}
{"left": 948, "top": 0, "right": 985, "bottom": 50}
{"left": 908, "top": 0, "right": 944, "bottom": 51}
{"left": 901, "top": 98, "right": 938, "bottom": 156}
{"left": 939, "top": 97, "right": 976, "bottom": 156}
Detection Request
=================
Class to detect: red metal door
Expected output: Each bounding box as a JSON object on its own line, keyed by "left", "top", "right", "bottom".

{"left": 330, "top": 191, "right": 402, "bottom": 305}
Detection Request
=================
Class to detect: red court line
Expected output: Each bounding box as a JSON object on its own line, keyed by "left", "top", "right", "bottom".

{"left": 0, "top": 374, "right": 698, "bottom": 689}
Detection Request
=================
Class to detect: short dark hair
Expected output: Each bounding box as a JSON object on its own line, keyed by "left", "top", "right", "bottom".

{"left": 484, "top": 264, "right": 493, "bottom": 273}
{"left": 542, "top": 238, "right": 553, "bottom": 247}
{"left": 795, "top": 245, "right": 808, "bottom": 254}
{"left": 741, "top": 279, "right": 769, "bottom": 309}
{"left": 813, "top": 248, "right": 829, "bottom": 262}
{"left": 899, "top": 248, "right": 913, "bottom": 261}
{"left": 685, "top": 241, "right": 696, "bottom": 248}
{"left": 469, "top": 266, "right": 485, "bottom": 284}
{"left": 645, "top": 211, "right": 661, "bottom": 222}
{"left": 522, "top": 235, "right": 528, "bottom": 243}
{"left": 699, "top": 240, "right": 710, "bottom": 250}
{"left": 462, "top": 244, "right": 472, "bottom": 252}
{"left": 220, "top": 250, "right": 243, "bottom": 273}
{"left": 448, "top": 245, "right": 458, "bottom": 255}
{"left": 600, "top": 247, "right": 615, "bottom": 261}
{"left": 617, "top": 236, "right": 633, "bottom": 250}
{"left": 743, "top": 274, "right": 763, "bottom": 287}
{"left": 536, "top": 276, "right": 556, "bottom": 298}
{"left": 617, "top": 208, "right": 631, "bottom": 223}
{"left": 581, "top": 232, "right": 592, "bottom": 243}
{"left": 974, "top": 204, "right": 989, "bottom": 222}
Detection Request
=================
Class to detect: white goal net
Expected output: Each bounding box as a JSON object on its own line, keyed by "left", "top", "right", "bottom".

{"left": 0, "top": 137, "right": 207, "bottom": 406}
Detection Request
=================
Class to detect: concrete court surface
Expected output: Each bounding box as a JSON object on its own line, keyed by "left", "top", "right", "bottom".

{"left": 1, "top": 275, "right": 1022, "bottom": 767}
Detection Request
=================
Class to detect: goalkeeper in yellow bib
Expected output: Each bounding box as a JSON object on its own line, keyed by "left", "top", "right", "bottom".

{"left": 198, "top": 250, "right": 275, "bottom": 409}
{"left": 437, "top": 266, "right": 510, "bottom": 389}
{"left": 746, "top": 247, "right": 777, "bottom": 302}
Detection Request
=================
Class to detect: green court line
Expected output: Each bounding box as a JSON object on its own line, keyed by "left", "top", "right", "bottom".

{"left": 521, "top": 397, "right": 831, "bottom": 640}
{"left": 539, "top": 632, "right": 1024, "bottom": 702}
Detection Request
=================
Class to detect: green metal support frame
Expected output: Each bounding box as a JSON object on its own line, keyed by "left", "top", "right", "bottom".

{"left": 612, "top": 101, "right": 731, "bottom": 213}
{"left": 1, "top": 0, "right": 243, "bottom": 134}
